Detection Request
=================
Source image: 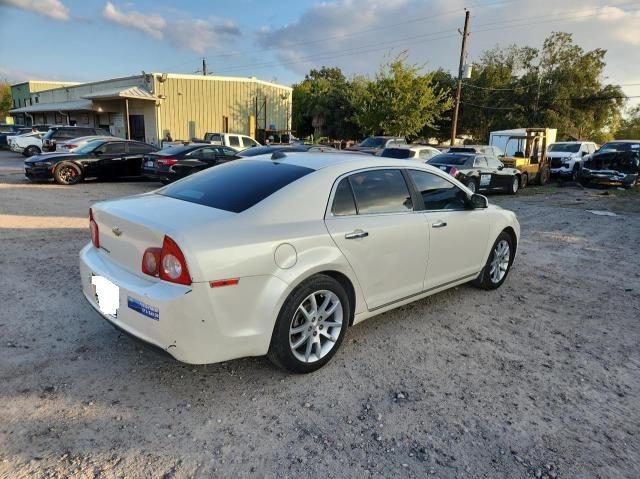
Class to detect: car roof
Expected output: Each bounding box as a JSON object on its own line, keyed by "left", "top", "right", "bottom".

{"left": 246, "top": 151, "right": 451, "bottom": 174}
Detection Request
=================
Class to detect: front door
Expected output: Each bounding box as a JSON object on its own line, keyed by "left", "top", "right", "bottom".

{"left": 129, "top": 115, "right": 145, "bottom": 142}
{"left": 324, "top": 169, "right": 429, "bottom": 310}
{"left": 406, "top": 169, "right": 490, "bottom": 289}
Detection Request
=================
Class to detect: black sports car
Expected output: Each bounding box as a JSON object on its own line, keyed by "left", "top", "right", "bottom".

{"left": 427, "top": 153, "right": 521, "bottom": 194}
{"left": 25, "top": 138, "right": 157, "bottom": 185}
{"left": 142, "top": 144, "right": 241, "bottom": 183}
{"left": 579, "top": 141, "right": 639, "bottom": 188}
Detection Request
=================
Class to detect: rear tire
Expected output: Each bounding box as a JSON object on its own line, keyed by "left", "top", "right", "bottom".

{"left": 268, "top": 274, "right": 350, "bottom": 373}
{"left": 466, "top": 178, "right": 478, "bottom": 194}
{"left": 472, "top": 231, "right": 515, "bottom": 290}
{"left": 520, "top": 173, "right": 528, "bottom": 189}
{"left": 54, "top": 162, "right": 83, "bottom": 185}
{"left": 24, "top": 145, "right": 41, "bottom": 157}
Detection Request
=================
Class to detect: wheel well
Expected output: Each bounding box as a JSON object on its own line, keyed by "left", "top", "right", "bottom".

{"left": 319, "top": 270, "right": 356, "bottom": 326}
{"left": 502, "top": 226, "right": 518, "bottom": 254}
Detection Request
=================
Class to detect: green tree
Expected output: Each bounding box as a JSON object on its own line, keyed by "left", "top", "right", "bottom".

{"left": 615, "top": 105, "right": 640, "bottom": 140}
{"left": 291, "top": 67, "right": 358, "bottom": 139}
{"left": 350, "top": 55, "right": 451, "bottom": 138}
{"left": 0, "top": 82, "right": 12, "bottom": 120}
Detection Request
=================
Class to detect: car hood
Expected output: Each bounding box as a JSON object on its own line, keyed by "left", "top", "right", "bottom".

{"left": 583, "top": 151, "right": 640, "bottom": 173}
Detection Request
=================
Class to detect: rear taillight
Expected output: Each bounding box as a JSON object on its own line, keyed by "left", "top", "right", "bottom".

{"left": 157, "top": 157, "right": 178, "bottom": 166}
{"left": 449, "top": 167, "right": 458, "bottom": 177}
{"left": 89, "top": 208, "right": 99, "bottom": 248}
{"left": 65, "top": 144, "right": 77, "bottom": 150}
{"left": 141, "top": 247, "right": 161, "bottom": 276}
{"left": 142, "top": 236, "right": 191, "bottom": 285}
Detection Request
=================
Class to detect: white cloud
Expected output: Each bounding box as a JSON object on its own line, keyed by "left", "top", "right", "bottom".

{"left": 100, "top": 2, "right": 240, "bottom": 53}
{"left": 166, "top": 18, "right": 240, "bottom": 54}
{"left": 0, "top": 0, "right": 69, "bottom": 20}
{"left": 101, "top": 1, "right": 166, "bottom": 39}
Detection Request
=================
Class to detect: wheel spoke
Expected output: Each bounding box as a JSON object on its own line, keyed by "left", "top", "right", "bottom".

{"left": 304, "top": 336, "right": 314, "bottom": 361}
{"left": 320, "top": 330, "right": 336, "bottom": 341}
{"left": 322, "top": 320, "right": 341, "bottom": 329}
{"left": 297, "top": 304, "right": 313, "bottom": 321}
{"left": 290, "top": 323, "right": 308, "bottom": 334}
{"left": 308, "top": 294, "right": 318, "bottom": 315}
{"left": 318, "top": 294, "right": 331, "bottom": 316}
{"left": 291, "top": 333, "right": 308, "bottom": 350}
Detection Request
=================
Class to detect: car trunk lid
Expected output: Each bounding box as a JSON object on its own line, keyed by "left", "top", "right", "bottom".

{"left": 91, "top": 193, "right": 234, "bottom": 281}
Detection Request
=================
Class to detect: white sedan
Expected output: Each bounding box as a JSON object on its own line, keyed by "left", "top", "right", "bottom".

{"left": 80, "top": 153, "right": 520, "bottom": 373}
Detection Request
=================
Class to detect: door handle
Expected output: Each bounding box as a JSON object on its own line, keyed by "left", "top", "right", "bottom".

{"left": 432, "top": 220, "right": 447, "bottom": 228}
{"left": 345, "top": 229, "right": 369, "bottom": 239}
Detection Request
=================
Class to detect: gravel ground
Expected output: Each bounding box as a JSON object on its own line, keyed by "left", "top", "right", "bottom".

{"left": 0, "top": 150, "right": 639, "bottom": 479}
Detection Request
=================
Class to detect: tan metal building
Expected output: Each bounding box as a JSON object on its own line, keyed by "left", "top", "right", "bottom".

{"left": 10, "top": 73, "right": 292, "bottom": 146}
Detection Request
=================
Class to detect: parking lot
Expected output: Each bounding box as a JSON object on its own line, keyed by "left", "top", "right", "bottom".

{"left": 0, "top": 148, "right": 639, "bottom": 478}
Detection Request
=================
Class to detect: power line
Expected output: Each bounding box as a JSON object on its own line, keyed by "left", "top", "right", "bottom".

{"left": 212, "top": 2, "right": 640, "bottom": 75}
{"left": 461, "top": 94, "right": 640, "bottom": 110}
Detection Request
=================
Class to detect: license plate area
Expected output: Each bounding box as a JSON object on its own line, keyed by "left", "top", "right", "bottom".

{"left": 91, "top": 275, "right": 120, "bottom": 316}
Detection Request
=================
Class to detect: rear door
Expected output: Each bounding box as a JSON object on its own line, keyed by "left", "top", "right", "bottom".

{"left": 227, "top": 135, "right": 241, "bottom": 150}
{"left": 124, "top": 142, "right": 155, "bottom": 176}
{"left": 406, "top": 169, "right": 489, "bottom": 288}
{"left": 486, "top": 156, "right": 512, "bottom": 189}
{"left": 324, "top": 168, "right": 429, "bottom": 310}
{"left": 95, "top": 141, "right": 127, "bottom": 176}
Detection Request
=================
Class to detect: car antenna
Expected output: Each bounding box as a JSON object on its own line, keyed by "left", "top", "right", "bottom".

{"left": 271, "top": 151, "right": 286, "bottom": 161}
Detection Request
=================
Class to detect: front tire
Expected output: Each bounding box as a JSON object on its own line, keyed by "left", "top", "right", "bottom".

{"left": 539, "top": 166, "right": 550, "bottom": 185}
{"left": 473, "top": 231, "right": 515, "bottom": 290}
{"left": 268, "top": 274, "right": 350, "bottom": 373}
{"left": 507, "top": 176, "right": 519, "bottom": 195}
{"left": 466, "top": 178, "right": 478, "bottom": 194}
{"left": 520, "top": 173, "right": 528, "bottom": 189}
{"left": 54, "top": 162, "right": 83, "bottom": 185}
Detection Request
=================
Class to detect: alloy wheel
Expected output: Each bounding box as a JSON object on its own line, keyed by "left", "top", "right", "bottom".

{"left": 59, "top": 165, "right": 77, "bottom": 183}
{"left": 467, "top": 180, "right": 476, "bottom": 193}
{"left": 512, "top": 177, "right": 519, "bottom": 193}
{"left": 289, "top": 290, "right": 343, "bottom": 363}
{"left": 489, "top": 240, "right": 510, "bottom": 283}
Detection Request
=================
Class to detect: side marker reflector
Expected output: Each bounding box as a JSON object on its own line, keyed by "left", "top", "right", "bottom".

{"left": 210, "top": 278, "right": 240, "bottom": 288}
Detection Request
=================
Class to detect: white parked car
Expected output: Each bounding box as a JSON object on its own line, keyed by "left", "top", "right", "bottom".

{"left": 58, "top": 135, "right": 118, "bottom": 152}
{"left": 202, "top": 132, "right": 260, "bottom": 151}
{"left": 9, "top": 131, "right": 46, "bottom": 157}
{"left": 379, "top": 145, "right": 441, "bottom": 161}
{"left": 80, "top": 153, "right": 520, "bottom": 373}
{"left": 547, "top": 141, "right": 597, "bottom": 180}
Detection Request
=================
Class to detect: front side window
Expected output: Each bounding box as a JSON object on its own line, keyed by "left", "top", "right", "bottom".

{"left": 486, "top": 156, "right": 503, "bottom": 169}
{"left": 408, "top": 170, "right": 469, "bottom": 211}
{"left": 242, "top": 137, "right": 257, "bottom": 147}
{"left": 348, "top": 169, "right": 413, "bottom": 214}
{"left": 474, "top": 156, "right": 488, "bottom": 167}
{"left": 331, "top": 178, "right": 357, "bottom": 216}
{"left": 102, "top": 142, "right": 125, "bottom": 154}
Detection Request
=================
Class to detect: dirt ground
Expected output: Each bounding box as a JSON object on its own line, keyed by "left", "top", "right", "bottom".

{"left": 0, "top": 150, "right": 639, "bottom": 479}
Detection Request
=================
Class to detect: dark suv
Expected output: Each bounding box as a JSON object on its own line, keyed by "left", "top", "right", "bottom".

{"left": 42, "top": 126, "right": 111, "bottom": 152}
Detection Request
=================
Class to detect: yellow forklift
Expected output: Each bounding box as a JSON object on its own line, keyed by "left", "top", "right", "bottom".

{"left": 490, "top": 128, "right": 556, "bottom": 187}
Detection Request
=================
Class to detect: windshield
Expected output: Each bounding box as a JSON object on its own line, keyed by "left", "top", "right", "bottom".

{"left": 428, "top": 154, "right": 472, "bottom": 166}
{"left": 548, "top": 143, "right": 581, "bottom": 153}
{"left": 598, "top": 142, "right": 640, "bottom": 153}
{"left": 381, "top": 148, "right": 412, "bottom": 159}
{"left": 359, "top": 137, "right": 386, "bottom": 148}
{"left": 74, "top": 140, "right": 104, "bottom": 154}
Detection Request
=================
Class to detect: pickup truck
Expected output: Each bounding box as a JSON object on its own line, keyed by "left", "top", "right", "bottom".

{"left": 202, "top": 132, "right": 260, "bottom": 151}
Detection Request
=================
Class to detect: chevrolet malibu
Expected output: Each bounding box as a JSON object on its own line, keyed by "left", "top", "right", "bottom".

{"left": 80, "top": 153, "right": 520, "bottom": 373}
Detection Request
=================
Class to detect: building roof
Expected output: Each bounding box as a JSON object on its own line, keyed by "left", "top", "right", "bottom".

{"left": 155, "top": 73, "right": 293, "bottom": 91}
{"left": 10, "top": 99, "right": 96, "bottom": 113}
{"left": 82, "top": 86, "right": 155, "bottom": 101}
{"left": 11, "top": 80, "right": 80, "bottom": 88}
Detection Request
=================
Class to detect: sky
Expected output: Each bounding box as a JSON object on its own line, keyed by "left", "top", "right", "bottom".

{"left": 0, "top": 0, "right": 639, "bottom": 107}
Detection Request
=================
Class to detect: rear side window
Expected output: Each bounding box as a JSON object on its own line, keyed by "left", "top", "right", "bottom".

{"left": 408, "top": 170, "right": 468, "bottom": 210}
{"left": 331, "top": 178, "right": 357, "bottom": 216}
{"left": 128, "top": 142, "right": 154, "bottom": 154}
{"left": 242, "top": 137, "right": 257, "bottom": 148}
{"left": 102, "top": 142, "right": 125, "bottom": 154}
{"left": 160, "top": 160, "right": 314, "bottom": 213}
{"left": 381, "top": 148, "right": 412, "bottom": 159}
{"left": 348, "top": 169, "right": 413, "bottom": 214}
{"left": 229, "top": 136, "right": 240, "bottom": 147}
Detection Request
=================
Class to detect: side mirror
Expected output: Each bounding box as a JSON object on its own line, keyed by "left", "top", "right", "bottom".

{"left": 470, "top": 193, "right": 488, "bottom": 209}
{"left": 498, "top": 164, "right": 504, "bottom": 170}
{"left": 582, "top": 151, "right": 588, "bottom": 157}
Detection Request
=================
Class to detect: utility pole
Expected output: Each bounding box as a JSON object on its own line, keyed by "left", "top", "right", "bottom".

{"left": 202, "top": 58, "right": 207, "bottom": 76}
{"left": 450, "top": 9, "right": 470, "bottom": 146}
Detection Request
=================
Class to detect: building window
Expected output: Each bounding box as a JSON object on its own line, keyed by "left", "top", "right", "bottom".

{"left": 35, "top": 96, "right": 39, "bottom": 104}
{"left": 222, "top": 116, "right": 229, "bottom": 133}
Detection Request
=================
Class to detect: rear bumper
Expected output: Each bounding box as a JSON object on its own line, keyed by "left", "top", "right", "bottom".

{"left": 79, "top": 244, "right": 288, "bottom": 364}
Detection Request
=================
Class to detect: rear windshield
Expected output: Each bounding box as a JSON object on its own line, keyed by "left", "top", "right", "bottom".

{"left": 548, "top": 143, "right": 581, "bottom": 153}
{"left": 154, "top": 145, "right": 196, "bottom": 156}
{"left": 381, "top": 148, "right": 412, "bottom": 159}
{"left": 359, "top": 137, "right": 386, "bottom": 148}
{"left": 428, "top": 154, "right": 472, "bottom": 166}
{"left": 159, "top": 160, "right": 314, "bottom": 213}
{"left": 238, "top": 146, "right": 281, "bottom": 157}
{"left": 598, "top": 142, "right": 640, "bottom": 153}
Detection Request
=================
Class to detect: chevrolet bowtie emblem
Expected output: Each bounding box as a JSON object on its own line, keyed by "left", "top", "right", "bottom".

{"left": 112, "top": 227, "right": 122, "bottom": 237}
